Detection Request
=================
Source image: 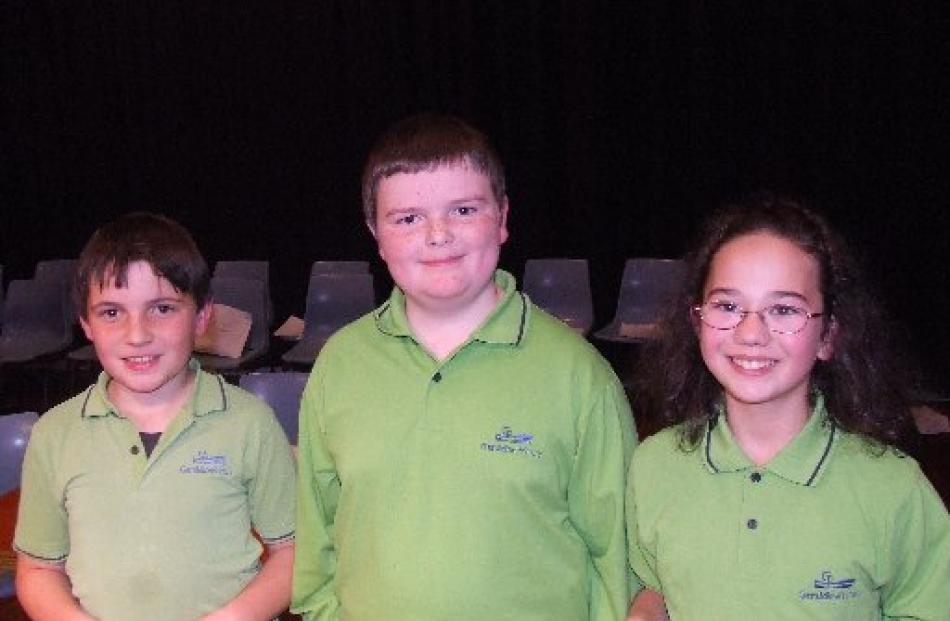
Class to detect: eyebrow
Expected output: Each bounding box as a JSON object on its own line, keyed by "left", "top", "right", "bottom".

{"left": 705, "top": 287, "right": 811, "bottom": 303}
{"left": 89, "top": 296, "right": 186, "bottom": 309}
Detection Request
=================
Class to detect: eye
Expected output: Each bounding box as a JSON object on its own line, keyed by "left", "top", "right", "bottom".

{"left": 394, "top": 214, "right": 420, "bottom": 226}
{"left": 454, "top": 205, "right": 478, "bottom": 216}
{"left": 154, "top": 303, "right": 176, "bottom": 315}
{"left": 98, "top": 308, "right": 120, "bottom": 320}
{"left": 767, "top": 304, "right": 805, "bottom": 316}
{"left": 709, "top": 301, "right": 740, "bottom": 313}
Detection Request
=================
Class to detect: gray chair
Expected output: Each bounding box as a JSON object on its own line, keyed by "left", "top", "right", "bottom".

{"left": 34, "top": 259, "right": 79, "bottom": 326}
{"left": 0, "top": 279, "right": 73, "bottom": 363}
{"left": 213, "top": 261, "right": 273, "bottom": 327}
{"left": 0, "top": 411, "right": 38, "bottom": 495}
{"left": 522, "top": 259, "right": 594, "bottom": 334}
{"left": 196, "top": 276, "right": 270, "bottom": 372}
{"left": 239, "top": 372, "right": 308, "bottom": 445}
{"left": 594, "top": 258, "right": 687, "bottom": 343}
{"left": 309, "top": 260, "right": 370, "bottom": 275}
{"left": 281, "top": 273, "right": 375, "bottom": 366}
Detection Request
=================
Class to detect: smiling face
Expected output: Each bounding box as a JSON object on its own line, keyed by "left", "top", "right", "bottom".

{"left": 698, "top": 231, "right": 834, "bottom": 419}
{"left": 370, "top": 161, "right": 509, "bottom": 317}
{"left": 80, "top": 261, "right": 211, "bottom": 407}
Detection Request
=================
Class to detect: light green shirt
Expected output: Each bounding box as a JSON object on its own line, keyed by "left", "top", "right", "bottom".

{"left": 627, "top": 394, "right": 950, "bottom": 620}
{"left": 15, "top": 361, "right": 297, "bottom": 621}
{"left": 293, "top": 270, "right": 638, "bottom": 621}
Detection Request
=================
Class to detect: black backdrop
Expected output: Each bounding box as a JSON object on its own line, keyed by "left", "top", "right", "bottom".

{"left": 2, "top": 2, "right": 948, "bottom": 389}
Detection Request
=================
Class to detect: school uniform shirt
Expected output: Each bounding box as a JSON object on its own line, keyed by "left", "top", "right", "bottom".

{"left": 15, "top": 361, "right": 296, "bottom": 621}
{"left": 293, "top": 270, "right": 639, "bottom": 621}
{"left": 627, "top": 394, "right": 950, "bottom": 620}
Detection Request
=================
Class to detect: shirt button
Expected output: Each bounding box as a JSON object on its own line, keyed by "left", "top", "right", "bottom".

{"left": 433, "top": 372, "right": 442, "bottom": 383}
{"left": 747, "top": 518, "right": 758, "bottom": 530}
{"left": 130, "top": 445, "right": 140, "bottom": 455}
{"left": 750, "top": 472, "right": 762, "bottom": 483}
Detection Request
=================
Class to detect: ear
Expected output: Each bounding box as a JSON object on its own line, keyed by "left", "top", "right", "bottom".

{"left": 79, "top": 315, "right": 94, "bottom": 341}
{"left": 817, "top": 316, "right": 836, "bottom": 361}
{"left": 194, "top": 300, "right": 214, "bottom": 338}
{"left": 497, "top": 196, "right": 510, "bottom": 245}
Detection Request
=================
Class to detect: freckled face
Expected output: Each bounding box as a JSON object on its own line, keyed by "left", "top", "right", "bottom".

{"left": 371, "top": 162, "right": 509, "bottom": 315}
{"left": 698, "top": 232, "right": 834, "bottom": 416}
{"left": 80, "top": 261, "right": 210, "bottom": 405}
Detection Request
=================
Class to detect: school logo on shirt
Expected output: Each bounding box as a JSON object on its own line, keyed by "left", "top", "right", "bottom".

{"left": 480, "top": 425, "right": 543, "bottom": 459}
{"left": 179, "top": 450, "right": 232, "bottom": 476}
{"left": 799, "top": 570, "right": 860, "bottom": 602}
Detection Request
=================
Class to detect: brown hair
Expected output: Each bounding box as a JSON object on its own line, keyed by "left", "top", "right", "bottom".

{"left": 361, "top": 113, "right": 506, "bottom": 223}
{"left": 75, "top": 212, "right": 210, "bottom": 317}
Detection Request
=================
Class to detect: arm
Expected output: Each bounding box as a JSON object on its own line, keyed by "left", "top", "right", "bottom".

{"left": 626, "top": 587, "right": 669, "bottom": 621}
{"left": 291, "top": 372, "right": 342, "bottom": 621}
{"left": 568, "top": 377, "right": 640, "bottom": 621}
{"left": 15, "top": 554, "right": 99, "bottom": 621}
{"left": 880, "top": 470, "right": 950, "bottom": 620}
{"left": 199, "top": 542, "right": 294, "bottom": 621}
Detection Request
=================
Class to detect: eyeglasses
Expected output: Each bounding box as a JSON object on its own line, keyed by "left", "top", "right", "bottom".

{"left": 693, "top": 301, "right": 824, "bottom": 335}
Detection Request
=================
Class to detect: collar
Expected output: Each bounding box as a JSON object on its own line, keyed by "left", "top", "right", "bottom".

{"left": 80, "top": 358, "right": 229, "bottom": 420}
{"left": 373, "top": 269, "right": 529, "bottom": 347}
{"left": 701, "top": 392, "right": 837, "bottom": 486}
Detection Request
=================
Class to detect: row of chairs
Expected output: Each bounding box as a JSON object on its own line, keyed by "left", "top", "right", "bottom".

{"left": 0, "top": 257, "right": 687, "bottom": 372}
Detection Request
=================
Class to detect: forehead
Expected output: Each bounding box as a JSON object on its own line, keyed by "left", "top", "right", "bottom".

{"left": 89, "top": 261, "right": 184, "bottom": 300}
{"left": 376, "top": 162, "right": 495, "bottom": 210}
{"left": 705, "top": 232, "right": 822, "bottom": 298}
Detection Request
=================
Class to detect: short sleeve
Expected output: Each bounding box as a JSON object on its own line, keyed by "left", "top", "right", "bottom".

{"left": 14, "top": 420, "right": 70, "bottom": 562}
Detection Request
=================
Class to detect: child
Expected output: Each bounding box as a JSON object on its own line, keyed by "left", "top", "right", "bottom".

{"left": 292, "top": 113, "right": 638, "bottom": 620}
{"left": 14, "top": 213, "right": 296, "bottom": 621}
{"left": 625, "top": 195, "right": 950, "bottom": 620}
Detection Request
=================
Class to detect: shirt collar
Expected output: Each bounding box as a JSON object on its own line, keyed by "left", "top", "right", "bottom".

{"left": 701, "top": 392, "right": 837, "bottom": 486}
{"left": 373, "top": 269, "right": 529, "bottom": 347}
{"left": 80, "top": 358, "right": 228, "bottom": 420}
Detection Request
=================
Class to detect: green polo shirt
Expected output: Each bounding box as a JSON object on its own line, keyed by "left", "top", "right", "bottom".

{"left": 293, "top": 270, "right": 638, "bottom": 621}
{"left": 15, "top": 361, "right": 296, "bottom": 621}
{"left": 627, "top": 394, "right": 950, "bottom": 620}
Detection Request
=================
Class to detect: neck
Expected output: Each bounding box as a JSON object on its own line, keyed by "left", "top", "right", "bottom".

{"left": 107, "top": 370, "right": 196, "bottom": 433}
{"left": 725, "top": 393, "right": 812, "bottom": 467}
{"left": 407, "top": 284, "right": 502, "bottom": 361}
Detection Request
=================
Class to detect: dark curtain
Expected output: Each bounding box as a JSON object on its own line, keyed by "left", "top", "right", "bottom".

{"left": 1, "top": 1, "right": 947, "bottom": 382}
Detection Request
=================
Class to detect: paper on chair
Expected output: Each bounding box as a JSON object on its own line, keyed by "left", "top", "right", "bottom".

{"left": 274, "top": 315, "right": 305, "bottom": 340}
{"left": 195, "top": 304, "right": 252, "bottom": 358}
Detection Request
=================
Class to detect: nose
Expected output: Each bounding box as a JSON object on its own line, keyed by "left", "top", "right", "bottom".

{"left": 733, "top": 309, "right": 770, "bottom": 345}
{"left": 125, "top": 313, "right": 153, "bottom": 345}
{"left": 425, "top": 218, "right": 453, "bottom": 247}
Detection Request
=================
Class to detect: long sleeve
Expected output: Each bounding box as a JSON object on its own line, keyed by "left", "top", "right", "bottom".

{"left": 567, "top": 377, "right": 640, "bottom": 621}
{"left": 291, "top": 369, "right": 342, "bottom": 621}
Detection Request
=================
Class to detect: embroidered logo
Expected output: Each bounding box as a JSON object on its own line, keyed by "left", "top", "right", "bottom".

{"left": 480, "top": 426, "right": 543, "bottom": 458}
{"left": 179, "top": 450, "right": 232, "bottom": 476}
{"left": 799, "top": 570, "right": 860, "bottom": 602}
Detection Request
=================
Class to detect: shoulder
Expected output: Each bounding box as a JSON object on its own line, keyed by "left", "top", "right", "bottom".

{"left": 316, "top": 311, "right": 380, "bottom": 360}
{"left": 523, "top": 302, "right": 616, "bottom": 376}
{"left": 33, "top": 388, "right": 96, "bottom": 434}
{"left": 632, "top": 426, "right": 691, "bottom": 470}
{"left": 831, "top": 431, "right": 930, "bottom": 494}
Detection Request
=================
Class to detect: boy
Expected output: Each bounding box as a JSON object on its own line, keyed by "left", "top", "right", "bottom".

{"left": 293, "top": 114, "right": 638, "bottom": 620}
{"left": 14, "top": 213, "right": 296, "bottom": 621}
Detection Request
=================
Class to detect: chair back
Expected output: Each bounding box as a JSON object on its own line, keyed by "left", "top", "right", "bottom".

{"left": 522, "top": 258, "right": 594, "bottom": 333}
{"left": 0, "top": 279, "right": 72, "bottom": 362}
{"left": 210, "top": 276, "right": 270, "bottom": 354}
{"left": 615, "top": 258, "right": 687, "bottom": 324}
{"left": 309, "top": 260, "right": 370, "bottom": 276}
{"left": 34, "top": 259, "right": 78, "bottom": 326}
{"left": 213, "top": 261, "right": 273, "bottom": 327}
{"left": 0, "top": 412, "right": 39, "bottom": 495}
{"left": 302, "top": 273, "right": 375, "bottom": 337}
{"left": 239, "top": 373, "right": 308, "bottom": 444}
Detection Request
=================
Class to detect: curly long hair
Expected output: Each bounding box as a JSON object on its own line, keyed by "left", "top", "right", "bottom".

{"left": 635, "top": 193, "right": 913, "bottom": 450}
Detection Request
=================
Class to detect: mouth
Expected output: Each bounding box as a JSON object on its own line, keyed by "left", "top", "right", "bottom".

{"left": 123, "top": 355, "right": 159, "bottom": 371}
{"left": 421, "top": 255, "right": 463, "bottom": 267}
{"left": 729, "top": 356, "right": 777, "bottom": 372}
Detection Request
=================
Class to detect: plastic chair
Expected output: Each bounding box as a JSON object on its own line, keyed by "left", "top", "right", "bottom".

{"left": 281, "top": 273, "right": 375, "bottom": 366}
{"left": 0, "top": 279, "right": 73, "bottom": 363}
{"left": 0, "top": 411, "right": 38, "bottom": 495}
{"left": 196, "top": 276, "right": 271, "bottom": 372}
{"left": 213, "top": 261, "right": 273, "bottom": 327}
{"left": 34, "top": 259, "right": 79, "bottom": 327}
{"left": 309, "top": 260, "right": 370, "bottom": 275}
{"left": 522, "top": 259, "right": 594, "bottom": 334}
{"left": 239, "top": 372, "right": 308, "bottom": 444}
{"left": 594, "top": 258, "right": 687, "bottom": 343}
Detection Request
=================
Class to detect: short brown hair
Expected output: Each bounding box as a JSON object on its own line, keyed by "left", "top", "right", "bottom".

{"left": 75, "top": 212, "right": 210, "bottom": 318}
{"left": 361, "top": 113, "right": 506, "bottom": 223}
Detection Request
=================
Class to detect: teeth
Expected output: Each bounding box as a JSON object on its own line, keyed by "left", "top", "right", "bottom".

{"left": 731, "top": 358, "right": 775, "bottom": 370}
{"left": 126, "top": 356, "right": 155, "bottom": 363}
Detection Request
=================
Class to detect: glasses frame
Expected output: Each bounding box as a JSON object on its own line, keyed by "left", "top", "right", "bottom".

{"left": 692, "top": 303, "right": 825, "bottom": 335}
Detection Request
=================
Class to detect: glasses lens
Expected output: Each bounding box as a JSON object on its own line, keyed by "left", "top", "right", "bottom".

{"left": 699, "top": 302, "right": 740, "bottom": 329}
{"left": 762, "top": 305, "right": 808, "bottom": 334}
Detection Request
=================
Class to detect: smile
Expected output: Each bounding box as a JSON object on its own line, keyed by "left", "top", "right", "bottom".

{"left": 729, "top": 357, "right": 776, "bottom": 371}
{"left": 421, "top": 256, "right": 463, "bottom": 267}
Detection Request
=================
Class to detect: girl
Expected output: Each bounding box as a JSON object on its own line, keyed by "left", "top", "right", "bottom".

{"left": 626, "top": 195, "right": 949, "bottom": 620}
